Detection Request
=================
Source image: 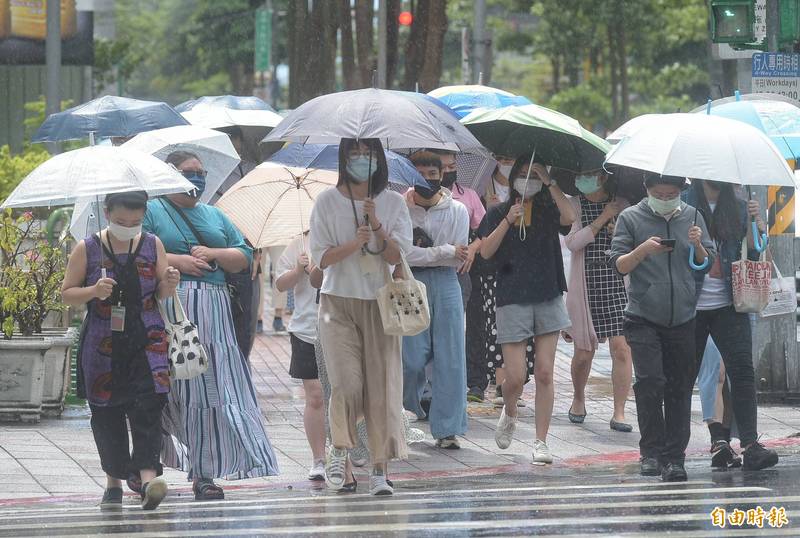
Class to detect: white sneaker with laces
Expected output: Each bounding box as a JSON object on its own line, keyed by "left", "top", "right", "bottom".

{"left": 533, "top": 439, "right": 553, "bottom": 464}
{"left": 495, "top": 406, "right": 516, "bottom": 449}
{"left": 308, "top": 459, "right": 326, "bottom": 481}
{"left": 369, "top": 470, "right": 394, "bottom": 496}
{"left": 325, "top": 447, "right": 348, "bottom": 490}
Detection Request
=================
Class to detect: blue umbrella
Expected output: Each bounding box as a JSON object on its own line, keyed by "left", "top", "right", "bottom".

{"left": 428, "top": 85, "right": 532, "bottom": 119}
{"left": 32, "top": 96, "right": 188, "bottom": 143}
{"left": 268, "top": 143, "right": 427, "bottom": 189}
{"left": 175, "top": 94, "right": 276, "bottom": 112}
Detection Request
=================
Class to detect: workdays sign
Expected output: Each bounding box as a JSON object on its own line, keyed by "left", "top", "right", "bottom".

{"left": 752, "top": 52, "right": 800, "bottom": 100}
{"left": 0, "top": 1, "right": 93, "bottom": 65}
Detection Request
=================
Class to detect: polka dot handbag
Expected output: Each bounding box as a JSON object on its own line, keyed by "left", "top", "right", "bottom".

{"left": 157, "top": 290, "right": 210, "bottom": 380}
{"left": 376, "top": 251, "right": 431, "bottom": 337}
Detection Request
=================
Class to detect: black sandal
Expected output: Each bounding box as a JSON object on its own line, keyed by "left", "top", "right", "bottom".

{"left": 337, "top": 473, "right": 357, "bottom": 494}
{"left": 126, "top": 472, "right": 142, "bottom": 494}
{"left": 194, "top": 479, "right": 225, "bottom": 501}
{"left": 568, "top": 407, "right": 586, "bottom": 424}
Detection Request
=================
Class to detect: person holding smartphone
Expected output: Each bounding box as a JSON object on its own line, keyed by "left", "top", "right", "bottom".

{"left": 609, "top": 174, "right": 716, "bottom": 482}
{"left": 478, "top": 155, "right": 576, "bottom": 465}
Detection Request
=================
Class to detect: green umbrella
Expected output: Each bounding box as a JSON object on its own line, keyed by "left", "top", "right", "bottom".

{"left": 462, "top": 104, "right": 610, "bottom": 172}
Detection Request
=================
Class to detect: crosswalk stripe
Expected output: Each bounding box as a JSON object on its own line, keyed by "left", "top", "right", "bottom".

{"left": 0, "top": 480, "right": 719, "bottom": 518}
{"left": 1, "top": 493, "right": 797, "bottom": 533}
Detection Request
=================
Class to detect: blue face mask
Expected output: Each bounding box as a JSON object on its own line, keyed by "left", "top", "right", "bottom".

{"left": 346, "top": 156, "right": 373, "bottom": 183}
{"left": 182, "top": 172, "right": 206, "bottom": 197}
{"left": 575, "top": 175, "right": 601, "bottom": 195}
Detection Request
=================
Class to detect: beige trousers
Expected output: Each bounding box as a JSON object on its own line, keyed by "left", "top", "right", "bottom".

{"left": 318, "top": 293, "right": 407, "bottom": 463}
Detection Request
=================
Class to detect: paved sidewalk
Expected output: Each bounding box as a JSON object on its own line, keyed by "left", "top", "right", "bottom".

{"left": 1, "top": 334, "right": 799, "bottom": 502}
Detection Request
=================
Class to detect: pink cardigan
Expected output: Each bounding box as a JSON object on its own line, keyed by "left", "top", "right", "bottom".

{"left": 564, "top": 196, "right": 628, "bottom": 352}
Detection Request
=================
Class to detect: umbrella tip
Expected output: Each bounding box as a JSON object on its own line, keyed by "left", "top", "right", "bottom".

{"left": 706, "top": 98, "right": 712, "bottom": 115}
{"left": 735, "top": 89, "right": 741, "bottom": 101}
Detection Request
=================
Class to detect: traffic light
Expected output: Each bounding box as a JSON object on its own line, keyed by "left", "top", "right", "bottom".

{"left": 398, "top": 11, "right": 413, "bottom": 26}
{"left": 709, "top": 0, "right": 755, "bottom": 44}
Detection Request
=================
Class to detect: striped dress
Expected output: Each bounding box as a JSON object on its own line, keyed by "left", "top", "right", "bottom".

{"left": 143, "top": 201, "right": 279, "bottom": 480}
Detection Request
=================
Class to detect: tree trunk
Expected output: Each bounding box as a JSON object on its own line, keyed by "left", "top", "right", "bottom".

{"left": 403, "top": 0, "right": 430, "bottom": 90}
{"left": 355, "top": 0, "right": 375, "bottom": 87}
{"left": 617, "top": 1, "right": 629, "bottom": 122}
{"left": 550, "top": 56, "right": 560, "bottom": 94}
{"left": 386, "top": 0, "right": 400, "bottom": 88}
{"left": 418, "top": 0, "right": 447, "bottom": 91}
{"left": 339, "top": 0, "right": 358, "bottom": 90}
{"left": 606, "top": 24, "right": 619, "bottom": 127}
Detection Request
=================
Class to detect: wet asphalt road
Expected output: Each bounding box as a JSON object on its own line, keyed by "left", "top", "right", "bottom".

{"left": 1, "top": 453, "right": 798, "bottom": 537}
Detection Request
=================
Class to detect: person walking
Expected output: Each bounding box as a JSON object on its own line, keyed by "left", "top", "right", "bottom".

{"left": 564, "top": 170, "right": 633, "bottom": 432}
{"left": 479, "top": 156, "right": 576, "bottom": 464}
{"left": 61, "top": 191, "right": 178, "bottom": 511}
{"left": 686, "top": 179, "right": 779, "bottom": 471}
{"left": 143, "top": 151, "right": 279, "bottom": 500}
{"left": 402, "top": 151, "right": 470, "bottom": 449}
{"left": 310, "top": 138, "right": 412, "bottom": 496}
{"left": 609, "top": 174, "right": 716, "bottom": 482}
{"left": 275, "top": 231, "right": 327, "bottom": 481}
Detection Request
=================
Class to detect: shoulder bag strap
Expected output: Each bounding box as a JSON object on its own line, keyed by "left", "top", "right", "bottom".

{"left": 161, "top": 198, "right": 210, "bottom": 248}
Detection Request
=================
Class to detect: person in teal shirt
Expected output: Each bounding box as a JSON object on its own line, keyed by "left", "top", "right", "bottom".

{"left": 143, "top": 150, "right": 279, "bottom": 502}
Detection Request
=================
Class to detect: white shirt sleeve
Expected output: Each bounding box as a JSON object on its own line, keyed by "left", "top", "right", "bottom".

{"left": 405, "top": 243, "right": 457, "bottom": 267}
{"left": 310, "top": 193, "right": 336, "bottom": 269}
{"left": 389, "top": 198, "right": 413, "bottom": 255}
{"left": 276, "top": 235, "right": 301, "bottom": 280}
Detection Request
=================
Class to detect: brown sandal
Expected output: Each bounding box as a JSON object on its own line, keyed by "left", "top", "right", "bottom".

{"left": 194, "top": 479, "right": 224, "bottom": 501}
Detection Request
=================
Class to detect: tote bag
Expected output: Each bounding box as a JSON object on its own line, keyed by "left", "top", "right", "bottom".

{"left": 376, "top": 251, "right": 431, "bottom": 337}
{"left": 759, "top": 262, "right": 797, "bottom": 318}
{"left": 157, "top": 290, "right": 209, "bottom": 380}
{"left": 731, "top": 241, "right": 771, "bottom": 314}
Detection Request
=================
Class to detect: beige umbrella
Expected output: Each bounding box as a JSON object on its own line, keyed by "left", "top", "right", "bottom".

{"left": 215, "top": 162, "right": 338, "bottom": 248}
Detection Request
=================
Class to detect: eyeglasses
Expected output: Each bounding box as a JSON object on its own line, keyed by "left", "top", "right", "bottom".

{"left": 181, "top": 170, "right": 207, "bottom": 179}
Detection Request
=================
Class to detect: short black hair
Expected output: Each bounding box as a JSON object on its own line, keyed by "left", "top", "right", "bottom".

{"left": 105, "top": 190, "right": 148, "bottom": 212}
{"left": 338, "top": 138, "right": 389, "bottom": 196}
{"left": 409, "top": 150, "right": 442, "bottom": 171}
{"left": 644, "top": 174, "right": 687, "bottom": 189}
{"left": 165, "top": 150, "right": 202, "bottom": 169}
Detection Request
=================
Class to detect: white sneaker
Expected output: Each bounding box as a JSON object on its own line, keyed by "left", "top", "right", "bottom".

{"left": 308, "top": 459, "right": 326, "bottom": 481}
{"left": 533, "top": 439, "right": 553, "bottom": 464}
{"left": 369, "top": 470, "right": 394, "bottom": 496}
{"left": 495, "top": 406, "right": 516, "bottom": 449}
{"left": 325, "top": 447, "right": 348, "bottom": 490}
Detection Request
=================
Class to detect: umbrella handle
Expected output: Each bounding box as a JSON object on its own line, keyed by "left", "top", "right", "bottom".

{"left": 753, "top": 219, "right": 768, "bottom": 253}
{"left": 688, "top": 246, "right": 709, "bottom": 271}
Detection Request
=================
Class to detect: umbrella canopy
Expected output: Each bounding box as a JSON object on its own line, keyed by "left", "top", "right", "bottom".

{"left": 462, "top": 104, "right": 611, "bottom": 172}
{"left": 692, "top": 100, "right": 800, "bottom": 162}
{"left": 263, "top": 88, "right": 487, "bottom": 155}
{"left": 215, "top": 163, "right": 338, "bottom": 248}
{"left": 122, "top": 125, "right": 240, "bottom": 204}
{"left": 267, "top": 143, "right": 427, "bottom": 188}
{"left": 428, "top": 85, "right": 532, "bottom": 119}
{"left": 605, "top": 113, "right": 797, "bottom": 187}
{"left": 2, "top": 146, "right": 194, "bottom": 208}
{"left": 175, "top": 95, "right": 278, "bottom": 113}
{"left": 32, "top": 96, "right": 188, "bottom": 143}
{"left": 606, "top": 113, "right": 664, "bottom": 143}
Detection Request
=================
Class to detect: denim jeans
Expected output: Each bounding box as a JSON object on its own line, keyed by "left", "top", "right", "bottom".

{"left": 694, "top": 305, "right": 757, "bottom": 446}
{"left": 624, "top": 315, "right": 696, "bottom": 463}
{"left": 403, "top": 267, "right": 468, "bottom": 440}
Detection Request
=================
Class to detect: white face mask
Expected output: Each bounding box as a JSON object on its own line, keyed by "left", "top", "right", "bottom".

{"left": 647, "top": 195, "right": 681, "bottom": 216}
{"left": 108, "top": 222, "right": 142, "bottom": 241}
{"left": 513, "top": 178, "right": 543, "bottom": 199}
{"left": 498, "top": 164, "right": 514, "bottom": 179}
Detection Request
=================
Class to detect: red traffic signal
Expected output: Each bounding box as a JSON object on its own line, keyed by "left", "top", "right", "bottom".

{"left": 398, "top": 11, "right": 413, "bottom": 26}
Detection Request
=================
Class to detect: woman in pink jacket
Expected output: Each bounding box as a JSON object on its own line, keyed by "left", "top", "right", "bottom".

{"left": 564, "top": 171, "right": 633, "bottom": 432}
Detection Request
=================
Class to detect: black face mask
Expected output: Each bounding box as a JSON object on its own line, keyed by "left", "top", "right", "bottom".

{"left": 414, "top": 180, "right": 442, "bottom": 200}
{"left": 441, "top": 171, "right": 457, "bottom": 188}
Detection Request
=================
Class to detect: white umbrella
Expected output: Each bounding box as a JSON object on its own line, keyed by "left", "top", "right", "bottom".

{"left": 69, "top": 198, "right": 107, "bottom": 241}
{"left": 122, "top": 125, "right": 240, "bottom": 204}
{"left": 605, "top": 113, "right": 663, "bottom": 143}
{"left": 2, "top": 145, "right": 194, "bottom": 208}
{"left": 215, "top": 163, "right": 338, "bottom": 248}
{"left": 605, "top": 113, "right": 797, "bottom": 187}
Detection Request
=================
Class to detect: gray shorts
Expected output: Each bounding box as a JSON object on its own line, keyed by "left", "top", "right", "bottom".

{"left": 496, "top": 296, "right": 571, "bottom": 344}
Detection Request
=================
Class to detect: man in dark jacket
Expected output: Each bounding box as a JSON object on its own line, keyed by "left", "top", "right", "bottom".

{"left": 610, "top": 174, "right": 716, "bottom": 482}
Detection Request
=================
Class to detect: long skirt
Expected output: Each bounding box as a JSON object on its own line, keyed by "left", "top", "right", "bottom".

{"left": 160, "top": 281, "right": 280, "bottom": 480}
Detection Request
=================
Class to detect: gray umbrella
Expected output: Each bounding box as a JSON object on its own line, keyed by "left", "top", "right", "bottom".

{"left": 263, "top": 88, "right": 487, "bottom": 155}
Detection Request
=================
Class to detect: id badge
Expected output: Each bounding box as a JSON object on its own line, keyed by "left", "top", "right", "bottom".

{"left": 358, "top": 252, "right": 377, "bottom": 276}
{"left": 111, "top": 305, "right": 126, "bottom": 332}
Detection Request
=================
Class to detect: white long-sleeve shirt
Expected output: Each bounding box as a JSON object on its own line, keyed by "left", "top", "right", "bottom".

{"left": 404, "top": 188, "right": 469, "bottom": 268}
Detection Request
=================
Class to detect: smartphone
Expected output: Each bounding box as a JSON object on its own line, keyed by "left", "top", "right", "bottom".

{"left": 659, "top": 238, "right": 676, "bottom": 248}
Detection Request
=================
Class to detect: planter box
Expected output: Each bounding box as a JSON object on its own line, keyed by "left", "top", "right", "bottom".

{"left": 13, "top": 327, "right": 78, "bottom": 417}
{"left": 0, "top": 337, "right": 51, "bottom": 423}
